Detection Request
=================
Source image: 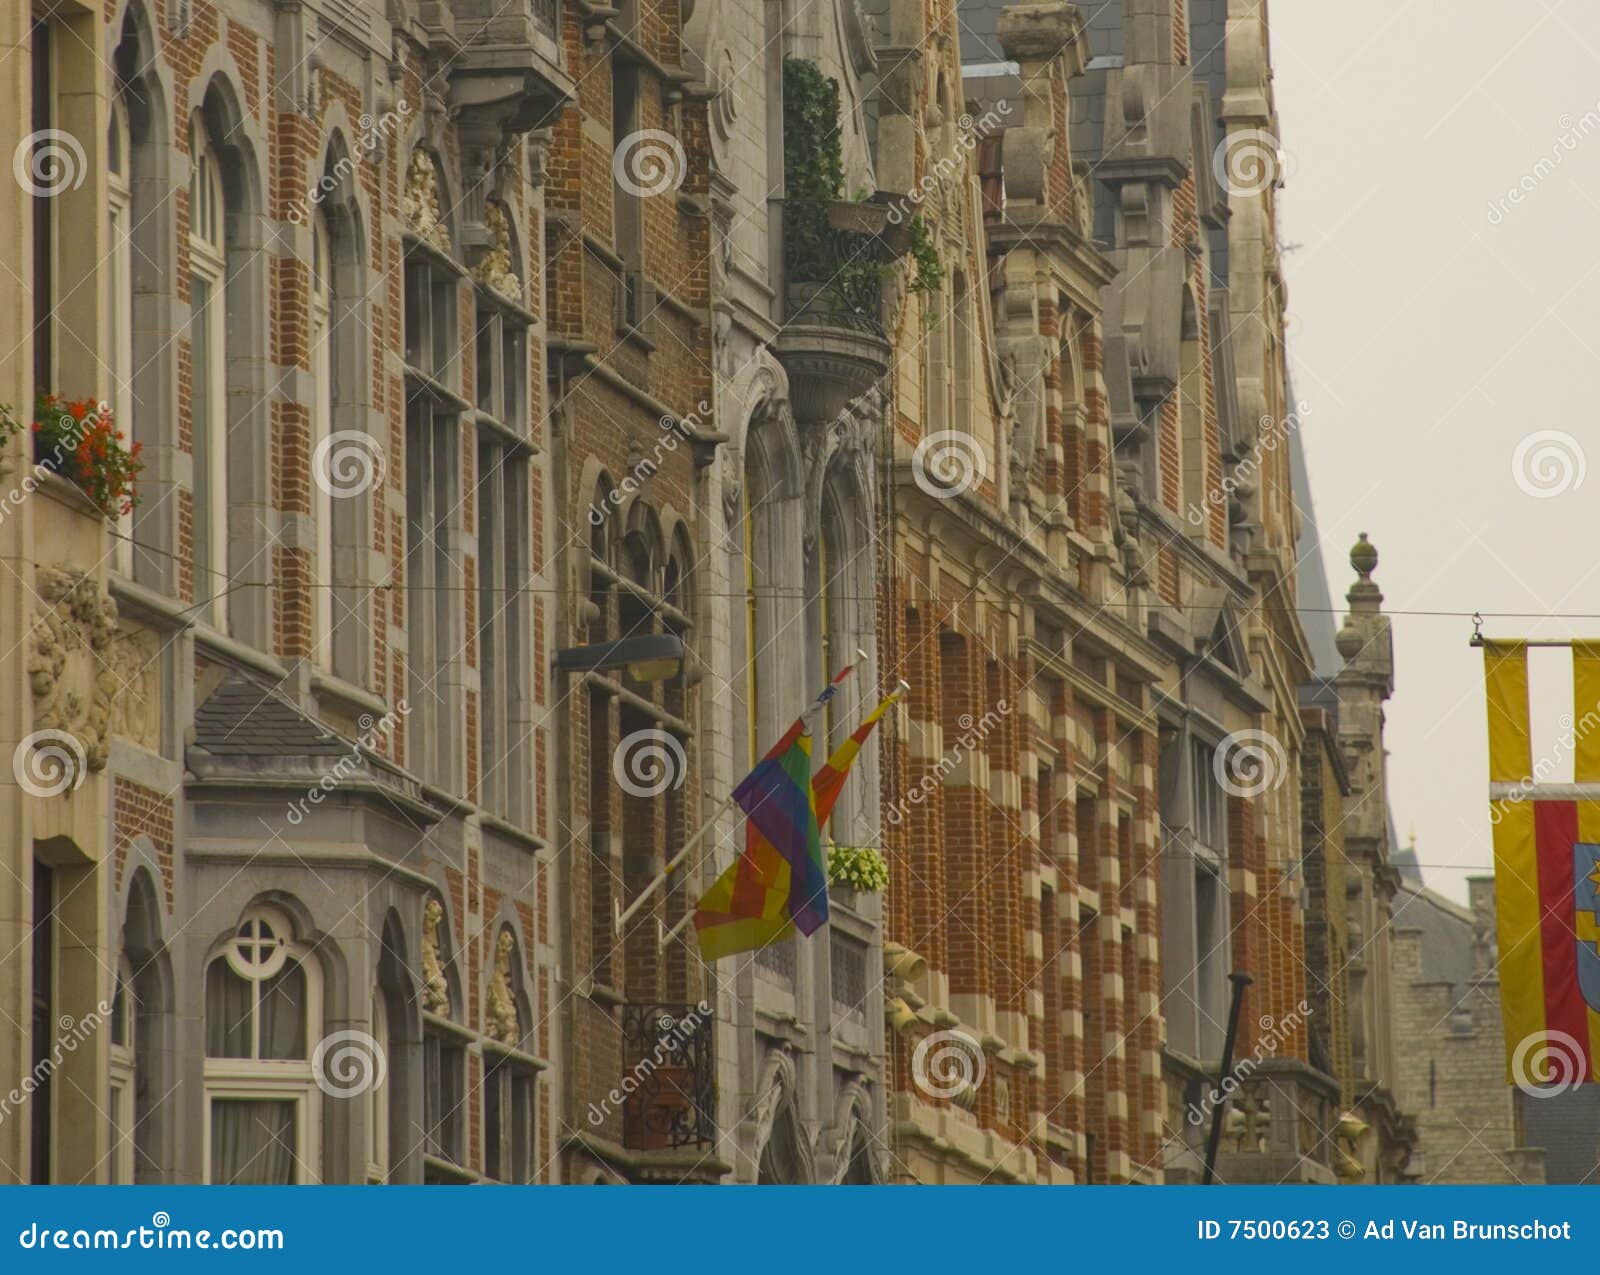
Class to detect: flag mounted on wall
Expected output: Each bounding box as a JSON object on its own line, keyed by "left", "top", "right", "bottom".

{"left": 1483, "top": 639, "right": 1600, "bottom": 1087}
{"left": 693, "top": 674, "right": 899, "bottom": 960}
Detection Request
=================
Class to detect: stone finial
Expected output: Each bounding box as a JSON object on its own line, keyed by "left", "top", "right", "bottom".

{"left": 1350, "top": 532, "right": 1378, "bottom": 581}
{"left": 997, "top": 3, "right": 1087, "bottom": 67}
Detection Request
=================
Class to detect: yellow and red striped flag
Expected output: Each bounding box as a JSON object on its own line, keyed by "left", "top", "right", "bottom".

{"left": 1484, "top": 640, "right": 1600, "bottom": 1087}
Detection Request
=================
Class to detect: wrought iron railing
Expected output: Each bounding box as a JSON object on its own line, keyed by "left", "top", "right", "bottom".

{"left": 782, "top": 199, "right": 888, "bottom": 335}
{"left": 620, "top": 1002, "right": 716, "bottom": 1151}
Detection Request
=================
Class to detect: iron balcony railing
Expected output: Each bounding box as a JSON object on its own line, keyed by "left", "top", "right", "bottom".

{"left": 781, "top": 198, "right": 892, "bottom": 336}
{"left": 620, "top": 1002, "right": 716, "bottom": 1151}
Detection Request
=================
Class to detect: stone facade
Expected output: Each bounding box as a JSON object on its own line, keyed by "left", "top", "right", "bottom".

{"left": 6, "top": 0, "right": 568, "bottom": 1183}
{"left": 1393, "top": 877, "right": 1545, "bottom": 1183}
{"left": 3, "top": 0, "right": 1453, "bottom": 1190}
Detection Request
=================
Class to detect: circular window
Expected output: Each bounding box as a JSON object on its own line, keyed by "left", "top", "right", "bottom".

{"left": 223, "top": 909, "right": 291, "bottom": 982}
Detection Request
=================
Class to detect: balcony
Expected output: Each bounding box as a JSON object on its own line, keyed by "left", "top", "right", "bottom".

{"left": 441, "top": 0, "right": 573, "bottom": 138}
{"left": 620, "top": 1003, "right": 716, "bottom": 1155}
{"left": 773, "top": 199, "right": 895, "bottom": 423}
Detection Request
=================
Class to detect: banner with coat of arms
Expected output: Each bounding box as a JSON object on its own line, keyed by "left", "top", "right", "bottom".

{"left": 1483, "top": 640, "right": 1600, "bottom": 1088}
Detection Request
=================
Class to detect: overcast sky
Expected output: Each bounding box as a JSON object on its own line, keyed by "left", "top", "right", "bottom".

{"left": 1272, "top": 1, "right": 1600, "bottom": 903}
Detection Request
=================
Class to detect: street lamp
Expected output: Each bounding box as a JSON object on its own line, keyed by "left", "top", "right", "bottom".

{"left": 551, "top": 633, "right": 685, "bottom": 683}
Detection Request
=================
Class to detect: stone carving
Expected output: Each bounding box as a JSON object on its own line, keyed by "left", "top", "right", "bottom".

{"left": 485, "top": 927, "right": 520, "bottom": 1045}
{"left": 422, "top": 897, "right": 451, "bottom": 1014}
{"left": 1001, "top": 333, "right": 1050, "bottom": 486}
{"left": 403, "top": 149, "right": 452, "bottom": 254}
{"left": 28, "top": 566, "right": 119, "bottom": 774}
{"left": 472, "top": 201, "right": 521, "bottom": 301}
{"left": 106, "top": 624, "right": 161, "bottom": 752}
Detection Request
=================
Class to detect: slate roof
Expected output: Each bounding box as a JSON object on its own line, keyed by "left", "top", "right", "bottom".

{"left": 192, "top": 670, "right": 352, "bottom": 758}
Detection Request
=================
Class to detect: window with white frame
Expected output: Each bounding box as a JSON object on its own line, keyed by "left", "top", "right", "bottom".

{"left": 108, "top": 957, "right": 136, "bottom": 1184}
{"left": 188, "top": 117, "right": 228, "bottom": 629}
{"left": 311, "top": 213, "right": 334, "bottom": 667}
{"left": 108, "top": 98, "right": 135, "bottom": 575}
{"left": 203, "top": 908, "right": 319, "bottom": 1184}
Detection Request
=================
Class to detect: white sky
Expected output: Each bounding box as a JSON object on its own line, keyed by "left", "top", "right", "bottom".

{"left": 1273, "top": 1, "right": 1600, "bottom": 903}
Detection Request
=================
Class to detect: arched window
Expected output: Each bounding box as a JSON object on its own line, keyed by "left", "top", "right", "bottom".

{"left": 107, "top": 97, "right": 134, "bottom": 573}
{"left": 203, "top": 906, "right": 320, "bottom": 1183}
{"left": 483, "top": 926, "right": 538, "bottom": 1183}
{"left": 366, "top": 988, "right": 388, "bottom": 1183}
{"left": 108, "top": 956, "right": 136, "bottom": 1183}
{"left": 188, "top": 115, "right": 229, "bottom": 629}
{"left": 311, "top": 211, "right": 333, "bottom": 666}
{"left": 420, "top": 896, "right": 470, "bottom": 1181}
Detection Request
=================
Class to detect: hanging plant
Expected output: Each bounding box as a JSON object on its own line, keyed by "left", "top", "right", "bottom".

{"left": 782, "top": 58, "right": 938, "bottom": 317}
{"left": 31, "top": 392, "right": 143, "bottom": 518}
{"left": 827, "top": 844, "right": 889, "bottom": 893}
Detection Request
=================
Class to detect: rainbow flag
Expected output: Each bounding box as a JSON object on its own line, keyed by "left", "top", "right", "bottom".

{"left": 695, "top": 678, "right": 896, "bottom": 959}
{"left": 1484, "top": 640, "right": 1600, "bottom": 1086}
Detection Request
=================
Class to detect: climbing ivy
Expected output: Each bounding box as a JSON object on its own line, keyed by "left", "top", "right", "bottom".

{"left": 782, "top": 57, "right": 941, "bottom": 315}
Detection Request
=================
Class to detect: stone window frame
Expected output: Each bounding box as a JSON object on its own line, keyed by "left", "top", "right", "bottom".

{"left": 186, "top": 111, "right": 230, "bottom": 631}
{"left": 107, "top": 95, "right": 135, "bottom": 574}
{"left": 108, "top": 955, "right": 137, "bottom": 1184}
{"left": 201, "top": 904, "right": 323, "bottom": 1185}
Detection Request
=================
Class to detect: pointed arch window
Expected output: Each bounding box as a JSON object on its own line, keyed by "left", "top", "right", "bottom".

{"left": 108, "top": 97, "right": 135, "bottom": 574}
{"left": 203, "top": 907, "right": 320, "bottom": 1183}
{"left": 188, "top": 116, "right": 229, "bottom": 628}
{"left": 311, "top": 212, "right": 334, "bottom": 666}
{"left": 108, "top": 957, "right": 136, "bottom": 1184}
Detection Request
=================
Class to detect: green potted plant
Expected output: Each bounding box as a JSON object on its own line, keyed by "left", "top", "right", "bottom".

{"left": 827, "top": 843, "right": 889, "bottom": 900}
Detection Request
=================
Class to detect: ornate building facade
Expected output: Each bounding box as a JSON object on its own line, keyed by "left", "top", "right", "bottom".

{"left": 6, "top": 0, "right": 568, "bottom": 1183}
{"left": 3, "top": 0, "right": 1433, "bottom": 1191}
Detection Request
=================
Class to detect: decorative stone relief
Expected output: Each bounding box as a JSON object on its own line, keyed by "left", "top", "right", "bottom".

{"left": 472, "top": 201, "right": 522, "bottom": 301}
{"left": 422, "top": 897, "right": 451, "bottom": 1014}
{"left": 106, "top": 624, "right": 162, "bottom": 753}
{"left": 485, "top": 928, "right": 520, "bottom": 1045}
{"left": 28, "top": 566, "right": 119, "bottom": 774}
{"left": 403, "top": 150, "right": 452, "bottom": 254}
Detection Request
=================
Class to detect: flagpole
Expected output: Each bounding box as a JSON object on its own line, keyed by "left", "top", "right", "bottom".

{"left": 657, "top": 676, "right": 910, "bottom": 953}
{"left": 613, "top": 794, "right": 740, "bottom": 936}
{"left": 612, "top": 650, "right": 873, "bottom": 940}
